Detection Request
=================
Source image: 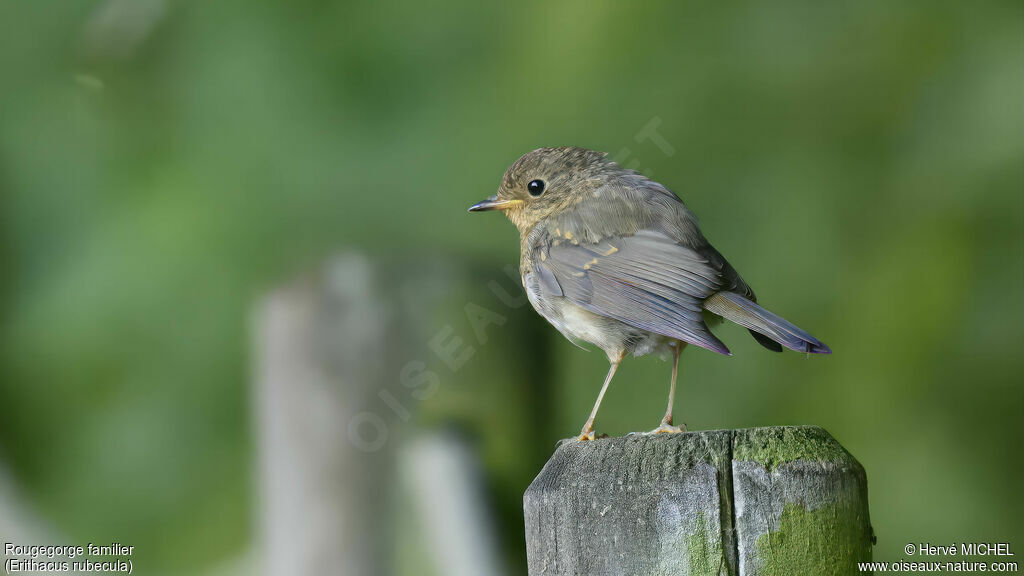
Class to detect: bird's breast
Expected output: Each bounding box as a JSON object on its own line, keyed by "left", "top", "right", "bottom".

{"left": 522, "top": 269, "right": 668, "bottom": 361}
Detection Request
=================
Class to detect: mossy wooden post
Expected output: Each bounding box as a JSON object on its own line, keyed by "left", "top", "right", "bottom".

{"left": 523, "top": 426, "right": 872, "bottom": 576}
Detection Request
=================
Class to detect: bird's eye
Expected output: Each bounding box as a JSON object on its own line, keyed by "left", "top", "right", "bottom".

{"left": 527, "top": 179, "right": 546, "bottom": 196}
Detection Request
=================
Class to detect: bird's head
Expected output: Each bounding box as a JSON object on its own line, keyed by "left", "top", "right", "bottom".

{"left": 468, "top": 147, "right": 615, "bottom": 231}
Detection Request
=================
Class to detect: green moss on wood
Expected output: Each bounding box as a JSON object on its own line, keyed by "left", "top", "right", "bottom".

{"left": 733, "top": 426, "right": 855, "bottom": 471}
{"left": 683, "top": 512, "right": 723, "bottom": 576}
{"left": 754, "top": 502, "right": 872, "bottom": 576}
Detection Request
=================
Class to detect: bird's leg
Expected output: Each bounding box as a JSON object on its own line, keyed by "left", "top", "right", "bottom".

{"left": 652, "top": 342, "right": 686, "bottom": 434}
{"left": 578, "top": 354, "right": 623, "bottom": 441}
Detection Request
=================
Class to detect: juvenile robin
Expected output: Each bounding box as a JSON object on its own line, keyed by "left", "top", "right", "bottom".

{"left": 469, "top": 147, "right": 830, "bottom": 440}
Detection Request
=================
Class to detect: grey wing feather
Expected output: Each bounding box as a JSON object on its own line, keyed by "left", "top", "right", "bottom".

{"left": 697, "top": 244, "right": 782, "bottom": 351}
{"left": 534, "top": 262, "right": 563, "bottom": 296}
{"left": 540, "top": 230, "right": 731, "bottom": 355}
{"left": 698, "top": 243, "right": 756, "bottom": 301}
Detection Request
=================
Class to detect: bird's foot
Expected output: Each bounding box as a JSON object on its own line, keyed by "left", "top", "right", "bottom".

{"left": 649, "top": 419, "right": 686, "bottom": 435}
{"left": 577, "top": 419, "right": 609, "bottom": 441}
{"left": 577, "top": 418, "right": 596, "bottom": 441}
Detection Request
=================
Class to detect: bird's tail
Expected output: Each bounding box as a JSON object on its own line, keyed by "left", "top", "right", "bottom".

{"left": 703, "top": 291, "right": 832, "bottom": 354}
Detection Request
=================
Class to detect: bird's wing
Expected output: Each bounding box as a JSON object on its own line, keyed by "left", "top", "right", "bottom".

{"left": 698, "top": 243, "right": 756, "bottom": 302}
{"left": 538, "top": 230, "right": 731, "bottom": 354}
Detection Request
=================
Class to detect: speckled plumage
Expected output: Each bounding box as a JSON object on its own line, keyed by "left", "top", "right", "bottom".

{"left": 470, "top": 146, "right": 830, "bottom": 437}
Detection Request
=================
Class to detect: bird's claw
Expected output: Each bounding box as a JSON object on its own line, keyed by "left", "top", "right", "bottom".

{"left": 649, "top": 422, "right": 686, "bottom": 435}
{"left": 576, "top": 429, "right": 610, "bottom": 441}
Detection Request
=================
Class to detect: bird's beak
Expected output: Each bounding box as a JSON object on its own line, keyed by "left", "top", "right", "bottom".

{"left": 467, "top": 195, "right": 522, "bottom": 212}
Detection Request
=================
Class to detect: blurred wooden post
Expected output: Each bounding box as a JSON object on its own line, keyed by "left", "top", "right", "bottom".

{"left": 523, "top": 426, "right": 872, "bottom": 576}
{"left": 400, "top": 433, "right": 508, "bottom": 576}
{"left": 255, "top": 251, "right": 552, "bottom": 575}
{"left": 255, "top": 253, "right": 396, "bottom": 576}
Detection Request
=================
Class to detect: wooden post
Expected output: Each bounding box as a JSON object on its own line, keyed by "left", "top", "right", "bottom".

{"left": 255, "top": 252, "right": 555, "bottom": 575}
{"left": 255, "top": 253, "right": 397, "bottom": 576}
{"left": 523, "top": 426, "right": 872, "bottom": 576}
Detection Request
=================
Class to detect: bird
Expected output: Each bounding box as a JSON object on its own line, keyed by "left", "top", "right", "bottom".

{"left": 468, "top": 147, "right": 830, "bottom": 440}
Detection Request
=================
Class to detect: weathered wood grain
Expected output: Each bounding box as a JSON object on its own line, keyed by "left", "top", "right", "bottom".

{"left": 524, "top": 426, "right": 872, "bottom": 576}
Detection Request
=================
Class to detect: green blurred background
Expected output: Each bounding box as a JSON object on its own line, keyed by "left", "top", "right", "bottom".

{"left": 1, "top": 0, "right": 1021, "bottom": 574}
